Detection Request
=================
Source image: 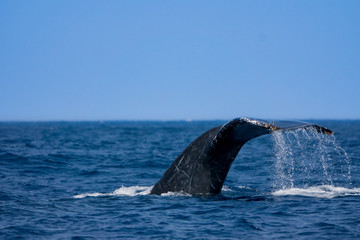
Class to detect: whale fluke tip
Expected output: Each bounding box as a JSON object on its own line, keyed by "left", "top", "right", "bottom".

{"left": 312, "top": 125, "right": 334, "bottom": 135}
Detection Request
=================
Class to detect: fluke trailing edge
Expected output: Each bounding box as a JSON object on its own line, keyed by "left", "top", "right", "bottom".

{"left": 150, "top": 117, "right": 333, "bottom": 195}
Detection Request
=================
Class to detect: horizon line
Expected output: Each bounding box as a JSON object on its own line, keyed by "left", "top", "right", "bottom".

{"left": 1, "top": 117, "right": 360, "bottom": 123}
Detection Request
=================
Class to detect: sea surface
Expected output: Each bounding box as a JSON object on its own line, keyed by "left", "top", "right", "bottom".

{"left": 1, "top": 120, "right": 360, "bottom": 239}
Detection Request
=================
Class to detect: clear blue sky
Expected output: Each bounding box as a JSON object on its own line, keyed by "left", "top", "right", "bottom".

{"left": 1, "top": 1, "right": 359, "bottom": 121}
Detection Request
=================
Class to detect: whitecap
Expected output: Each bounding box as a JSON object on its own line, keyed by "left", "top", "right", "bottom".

{"left": 272, "top": 185, "right": 360, "bottom": 199}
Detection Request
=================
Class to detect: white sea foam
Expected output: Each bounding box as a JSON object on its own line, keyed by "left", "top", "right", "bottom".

{"left": 73, "top": 186, "right": 193, "bottom": 198}
{"left": 73, "top": 192, "right": 110, "bottom": 198}
{"left": 272, "top": 185, "right": 360, "bottom": 199}
{"left": 113, "top": 186, "right": 152, "bottom": 196}
{"left": 160, "top": 191, "right": 192, "bottom": 197}
{"left": 222, "top": 185, "right": 233, "bottom": 192}
{"left": 73, "top": 186, "right": 153, "bottom": 199}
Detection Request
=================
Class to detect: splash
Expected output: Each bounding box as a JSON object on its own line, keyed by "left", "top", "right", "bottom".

{"left": 271, "top": 127, "right": 354, "bottom": 197}
{"left": 160, "top": 191, "right": 192, "bottom": 197}
{"left": 273, "top": 185, "right": 360, "bottom": 199}
{"left": 222, "top": 185, "right": 234, "bottom": 192}
{"left": 73, "top": 185, "right": 192, "bottom": 198}
{"left": 73, "top": 186, "right": 152, "bottom": 198}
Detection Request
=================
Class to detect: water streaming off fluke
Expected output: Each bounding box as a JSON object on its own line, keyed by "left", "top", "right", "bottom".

{"left": 272, "top": 127, "right": 353, "bottom": 196}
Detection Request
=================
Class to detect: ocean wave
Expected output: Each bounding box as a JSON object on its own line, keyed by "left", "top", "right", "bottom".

{"left": 272, "top": 185, "right": 360, "bottom": 198}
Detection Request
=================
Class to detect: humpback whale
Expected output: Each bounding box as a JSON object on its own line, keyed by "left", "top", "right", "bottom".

{"left": 150, "top": 117, "right": 333, "bottom": 195}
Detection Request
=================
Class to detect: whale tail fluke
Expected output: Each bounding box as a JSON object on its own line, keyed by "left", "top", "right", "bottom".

{"left": 150, "top": 117, "right": 333, "bottom": 195}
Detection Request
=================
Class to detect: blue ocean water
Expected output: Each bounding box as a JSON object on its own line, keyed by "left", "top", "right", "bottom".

{"left": 1, "top": 120, "right": 360, "bottom": 239}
